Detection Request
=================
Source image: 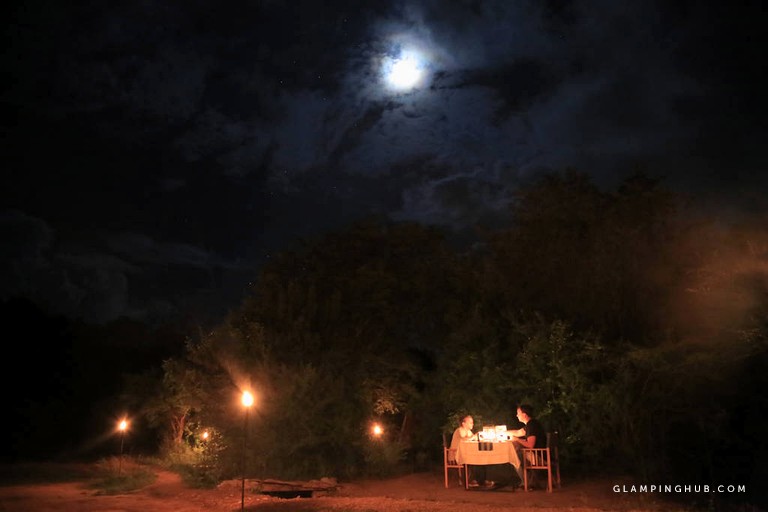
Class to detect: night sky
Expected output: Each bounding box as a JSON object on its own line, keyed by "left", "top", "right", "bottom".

{"left": 2, "top": 0, "right": 767, "bottom": 325}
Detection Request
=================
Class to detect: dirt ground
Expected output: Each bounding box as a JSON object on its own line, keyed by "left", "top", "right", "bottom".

{"left": 0, "top": 464, "right": 689, "bottom": 512}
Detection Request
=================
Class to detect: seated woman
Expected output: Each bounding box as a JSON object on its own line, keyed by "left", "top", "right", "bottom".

{"left": 450, "top": 415, "right": 492, "bottom": 488}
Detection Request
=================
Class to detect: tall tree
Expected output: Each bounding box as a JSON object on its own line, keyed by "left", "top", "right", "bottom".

{"left": 486, "top": 170, "right": 682, "bottom": 343}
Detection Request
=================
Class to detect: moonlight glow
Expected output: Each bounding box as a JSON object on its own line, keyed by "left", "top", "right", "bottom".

{"left": 384, "top": 50, "right": 427, "bottom": 91}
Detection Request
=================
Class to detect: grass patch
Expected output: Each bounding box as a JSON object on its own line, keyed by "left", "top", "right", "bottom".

{"left": 0, "top": 457, "right": 158, "bottom": 494}
{"left": 0, "top": 462, "right": 100, "bottom": 485}
{"left": 169, "top": 463, "right": 221, "bottom": 489}
{"left": 85, "top": 457, "right": 157, "bottom": 495}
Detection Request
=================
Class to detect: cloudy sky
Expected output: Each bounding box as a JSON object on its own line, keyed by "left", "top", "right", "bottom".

{"left": 2, "top": 0, "right": 766, "bottom": 324}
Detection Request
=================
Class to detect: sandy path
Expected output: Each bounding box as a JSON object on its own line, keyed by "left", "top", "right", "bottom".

{"left": 0, "top": 467, "right": 675, "bottom": 512}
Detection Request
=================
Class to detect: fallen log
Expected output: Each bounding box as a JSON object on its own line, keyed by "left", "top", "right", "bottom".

{"left": 219, "top": 477, "right": 339, "bottom": 498}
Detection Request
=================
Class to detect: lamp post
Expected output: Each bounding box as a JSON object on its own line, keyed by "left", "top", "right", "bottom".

{"left": 241, "top": 391, "right": 254, "bottom": 512}
{"left": 117, "top": 419, "right": 128, "bottom": 475}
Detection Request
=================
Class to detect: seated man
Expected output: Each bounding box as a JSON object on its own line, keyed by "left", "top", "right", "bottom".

{"left": 510, "top": 404, "right": 546, "bottom": 486}
{"left": 450, "top": 415, "right": 491, "bottom": 488}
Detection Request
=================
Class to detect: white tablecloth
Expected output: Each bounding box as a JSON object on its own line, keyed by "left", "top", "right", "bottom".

{"left": 457, "top": 441, "right": 521, "bottom": 468}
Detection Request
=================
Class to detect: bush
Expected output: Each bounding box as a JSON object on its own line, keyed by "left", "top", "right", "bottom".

{"left": 161, "top": 428, "right": 226, "bottom": 488}
{"left": 87, "top": 457, "right": 156, "bottom": 494}
{"left": 362, "top": 440, "right": 408, "bottom": 477}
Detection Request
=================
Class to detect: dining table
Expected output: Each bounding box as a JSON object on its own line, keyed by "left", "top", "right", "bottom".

{"left": 456, "top": 440, "right": 522, "bottom": 489}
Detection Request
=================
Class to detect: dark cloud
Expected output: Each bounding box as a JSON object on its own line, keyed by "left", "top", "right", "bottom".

{"left": 2, "top": 0, "right": 765, "bottom": 323}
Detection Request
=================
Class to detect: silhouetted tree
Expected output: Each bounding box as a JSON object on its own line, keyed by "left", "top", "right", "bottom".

{"left": 486, "top": 170, "right": 683, "bottom": 343}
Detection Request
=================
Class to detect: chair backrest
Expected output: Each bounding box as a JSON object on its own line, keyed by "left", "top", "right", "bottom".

{"left": 523, "top": 431, "right": 561, "bottom": 492}
{"left": 442, "top": 431, "right": 466, "bottom": 488}
{"left": 524, "top": 447, "right": 550, "bottom": 467}
{"left": 443, "top": 433, "right": 459, "bottom": 464}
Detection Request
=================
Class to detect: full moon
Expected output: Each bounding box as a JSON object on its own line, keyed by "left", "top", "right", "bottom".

{"left": 384, "top": 50, "right": 427, "bottom": 91}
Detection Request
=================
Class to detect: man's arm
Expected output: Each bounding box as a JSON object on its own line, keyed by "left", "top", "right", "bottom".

{"left": 514, "top": 434, "right": 536, "bottom": 449}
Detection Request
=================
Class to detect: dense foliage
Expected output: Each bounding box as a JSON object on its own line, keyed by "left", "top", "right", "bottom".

{"left": 121, "top": 171, "right": 767, "bottom": 507}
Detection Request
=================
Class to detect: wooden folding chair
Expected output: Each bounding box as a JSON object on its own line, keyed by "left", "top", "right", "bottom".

{"left": 522, "top": 431, "right": 561, "bottom": 492}
{"left": 443, "top": 433, "right": 468, "bottom": 488}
